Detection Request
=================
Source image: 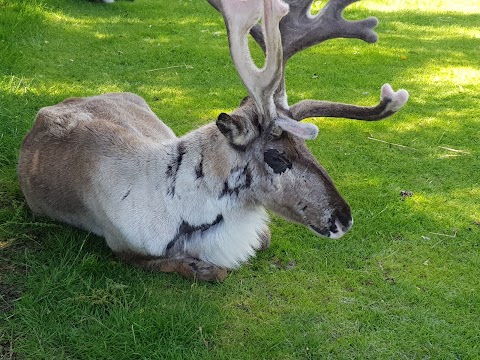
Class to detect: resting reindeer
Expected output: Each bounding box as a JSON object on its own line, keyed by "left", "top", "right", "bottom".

{"left": 18, "top": 0, "right": 408, "bottom": 282}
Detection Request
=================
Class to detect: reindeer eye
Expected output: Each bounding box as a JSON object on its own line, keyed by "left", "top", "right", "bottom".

{"left": 267, "top": 132, "right": 283, "bottom": 142}
{"left": 264, "top": 149, "right": 292, "bottom": 174}
{"left": 268, "top": 125, "right": 284, "bottom": 141}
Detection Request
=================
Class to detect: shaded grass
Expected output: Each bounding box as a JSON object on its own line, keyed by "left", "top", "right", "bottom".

{"left": 1, "top": 0, "right": 479, "bottom": 359}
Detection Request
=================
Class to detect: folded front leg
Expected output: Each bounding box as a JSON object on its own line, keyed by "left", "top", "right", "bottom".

{"left": 116, "top": 252, "right": 228, "bottom": 282}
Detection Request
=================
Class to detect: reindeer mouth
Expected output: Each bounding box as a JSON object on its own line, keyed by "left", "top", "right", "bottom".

{"left": 310, "top": 218, "right": 353, "bottom": 239}
{"left": 310, "top": 225, "right": 333, "bottom": 238}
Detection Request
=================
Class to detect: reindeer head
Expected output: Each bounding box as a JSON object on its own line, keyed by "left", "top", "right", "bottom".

{"left": 217, "top": 96, "right": 352, "bottom": 238}
{"left": 213, "top": 0, "right": 348, "bottom": 238}
{"left": 209, "top": 0, "right": 408, "bottom": 238}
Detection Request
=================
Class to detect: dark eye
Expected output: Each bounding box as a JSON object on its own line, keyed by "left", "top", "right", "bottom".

{"left": 267, "top": 126, "right": 284, "bottom": 141}
{"left": 264, "top": 149, "right": 292, "bottom": 174}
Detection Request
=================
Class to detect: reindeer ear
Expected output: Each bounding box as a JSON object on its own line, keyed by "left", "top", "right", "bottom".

{"left": 275, "top": 117, "right": 319, "bottom": 140}
{"left": 216, "top": 113, "right": 257, "bottom": 149}
{"left": 217, "top": 113, "right": 238, "bottom": 139}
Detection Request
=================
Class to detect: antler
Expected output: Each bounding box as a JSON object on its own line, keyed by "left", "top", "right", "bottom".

{"left": 280, "top": 0, "right": 378, "bottom": 58}
{"left": 209, "top": 0, "right": 319, "bottom": 139}
{"left": 213, "top": 0, "right": 289, "bottom": 126}
{"left": 207, "top": 0, "right": 408, "bottom": 121}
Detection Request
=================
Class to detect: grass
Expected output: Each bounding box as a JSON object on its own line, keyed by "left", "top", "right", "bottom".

{"left": 1, "top": 0, "right": 479, "bottom": 358}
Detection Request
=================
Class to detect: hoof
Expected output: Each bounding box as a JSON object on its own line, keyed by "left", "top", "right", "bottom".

{"left": 181, "top": 258, "right": 228, "bottom": 282}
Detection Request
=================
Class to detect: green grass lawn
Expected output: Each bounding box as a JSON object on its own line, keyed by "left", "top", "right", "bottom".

{"left": 1, "top": 0, "right": 479, "bottom": 358}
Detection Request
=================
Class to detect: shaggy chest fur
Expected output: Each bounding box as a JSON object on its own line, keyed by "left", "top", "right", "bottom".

{"left": 81, "top": 132, "right": 268, "bottom": 269}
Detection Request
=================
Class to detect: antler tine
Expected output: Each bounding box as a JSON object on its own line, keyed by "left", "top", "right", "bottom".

{"left": 280, "top": 0, "right": 378, "bottom": 61}
{"left": 214, "top": 0, "right": 289, "bottom": 125}
{"left": 290, "top": 83, "right": 409, "bottom": 121}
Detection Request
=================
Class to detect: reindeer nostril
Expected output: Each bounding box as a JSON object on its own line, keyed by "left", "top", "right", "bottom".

{"left": 327, "top": 216, "right": 353, "bottom": 239}
{"left": 329, "top": 219, "right": 339, "bottom": 233}
{"left": 310, "top": 216, "right": 353, "bottom": 238}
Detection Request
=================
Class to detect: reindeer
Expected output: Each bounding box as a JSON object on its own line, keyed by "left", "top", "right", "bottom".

{"left": 18, "top": 0, "right": 408, "bottom": 282}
